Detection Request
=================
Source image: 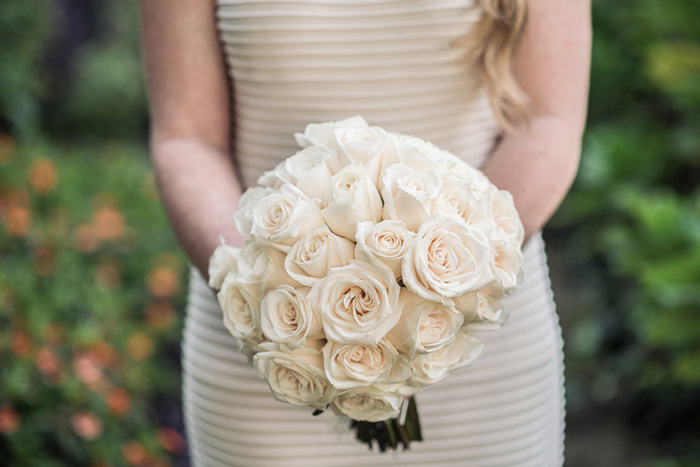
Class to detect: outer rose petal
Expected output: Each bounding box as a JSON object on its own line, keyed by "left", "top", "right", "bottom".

{"left": 208, "top": 239, "right": 241, "bottom": 290}
{"left": 331, "top": 387, "right": 403, "bottom": 422}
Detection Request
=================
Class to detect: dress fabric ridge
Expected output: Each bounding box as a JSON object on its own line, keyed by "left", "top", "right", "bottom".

{"left": 182, "top": 1, "right": 566, "bottom": 465}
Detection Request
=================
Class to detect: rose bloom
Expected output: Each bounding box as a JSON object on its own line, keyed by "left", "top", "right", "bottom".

{"left": 332, "top": 386, "right": 403, "bottom": 422}
{"left": 233, "top": 186, "right": 273, "bottom": 237}
{"left": 381, "top": 163, "right": 442, "bottom": 231}
{"left": 284, "top": 225, "right": 355, "bottom": 286}
{"left": 328, "top": 125, "right": 390, "bottom": 184}
{"left": 431, "top": 172, "right": 490, "bottom": 228}
{"left": 321, "top": 163, "right": 382, "bottom": 241}
{"left": 393, "top": 135, "right": 454, "bottom": 172}
{"left": 253, "top": 342, "right": 334, "bottom": 410}
{"left": 259, "top": 285, "right": 323, "bottom": 349}
{"left": 490, "top": 189, "right": 525, "bottom": 246}
{"left": 402, "top": 212, "right": 494, "bottom": 304}
{"left": 452, "top": 288, "right": 509, "bottom": 328}
{"left": 294, "top": 116, "right": 370, "bottom": 149}
{"left": 208, "top": 240, "right": 241, "bottom": 290}
{"left": 218, "top": 273, "right": 263, "bottom": 344}
{"left": 410, "top": 328, "right": 484, "bottom": 386}
{"left": 257, "top": 146, "right": 334, "bottom": 203}
{"left": 251, "top": 184, "right": 323, "bottom": 250}
{"left": 354, "top": 220, "right": 413, "bottom": 279}
{"left": 238, "top": 241, "right": 299, "bottom": 292}
{"left": 309, "top": 260, "right": 401, "bottom": 346}
{"left": 323, "top": 339, "right": 409, "bottom": 390}
{"left": 387, "top": 289, "right": 464, "bottom": 357}
{"left": 490, "top": 235, "right": 524, "bottom": 294}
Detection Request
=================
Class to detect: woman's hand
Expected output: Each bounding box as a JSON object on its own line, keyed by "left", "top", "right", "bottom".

{"left": 140, "top": 0, "right": 245, "bottom": 276}
{"left": 482, "top": 0, "right": 592, "bottom": 245}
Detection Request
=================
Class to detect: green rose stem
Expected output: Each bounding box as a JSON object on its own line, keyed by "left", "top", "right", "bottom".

{"left": 349, "top": 396, "right": 422, "bottom": 451}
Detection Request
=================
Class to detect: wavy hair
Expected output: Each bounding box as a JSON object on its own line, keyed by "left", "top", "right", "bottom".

{"left": 471, "top": 0, "right": 529, "bottom": 131}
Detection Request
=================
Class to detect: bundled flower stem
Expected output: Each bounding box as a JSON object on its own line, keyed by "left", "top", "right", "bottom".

{"left": 351, "top": 396, "right": 423, "bottom": 451}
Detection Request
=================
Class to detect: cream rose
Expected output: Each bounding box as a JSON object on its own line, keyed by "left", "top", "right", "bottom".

{"left": 491, "top": 235, "right": 524, "bottom": 294}
{"left": 253, "top": 341, "right": 334, "bottom": 410}
{"left": 402, "top": 213, "right": 494, "bottom": 303}
{"left": 323, "top": 339, "right": 409, "bottom": 390}
{"left": 387, "top": 289, "right": 464, "bottom": 357}
{"left": 284, "top": 225, "right": 355, "bottom": 286}
{"left": 251, "top": 184, "right": 323, "bottom": 250}
{"left": 237, "top": 241, "right": 299, "bottom": 292}
{"left": 270, "top": 146, "right": 335, "bottom": 203}
{"left": 321, "top": 163, "right": 382, "bottom": 241}
{"left": 354, "top": 220, "right": 413, "bottom": 279}
{"left": 308, "top": 260, "right": 401, "bottom": 346}
{"left": 410, "top": 329, "right": 484, "bottom": 386}
{"left": 453, "top": 290, "right": 508, "bottom": 328}
{"left": 332, "top": 387, "right": 403, "bottom": 422}
{"left": 294, "top": 116, "right": 370, "bottom": 149}
{"left": 392, "top": 135, "right": 452, "bottom": 172}
{"left": 327, "top": 126, "right": 390, "bottom": 184}
{"left": 256, "top": 161, "right": 289, "bottom": 189}
{"left": 431, "top": 173, "right": 490, "bottom": 228}
{"left": 490, "top": 189, "right": 525, "bottom": 246}
{"left": 233, "top": 186, "right": 274, "bottom": 237}
{"left": 381, "top": 164, "right": 442, "bottom": 232}
{"left": 208, "top": 240, "right": 241, "bottom": 290}
{"left": 259, "top": 286, "right": 322, "bottom": 349}
{"left": 218, "top": 273, "right": 263, "bottom": 343}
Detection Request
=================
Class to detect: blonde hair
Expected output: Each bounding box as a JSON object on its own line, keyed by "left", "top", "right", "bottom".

{"left": 471, "top": 0, "right": 529, "bottom": 131}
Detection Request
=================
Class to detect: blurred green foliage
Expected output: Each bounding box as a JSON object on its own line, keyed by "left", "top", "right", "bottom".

{"left": 1, "top": 1, "right": 187, "bottom": 465}
{"left": 0, "top": 143, "right": 187, "bottom": 466}
{"left": 550, "top": 0, "right": 700, "bottom": 461}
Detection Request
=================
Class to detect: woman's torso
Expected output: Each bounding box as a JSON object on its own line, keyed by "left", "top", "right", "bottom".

{"left": 215, "top": 0, "right": 501, "bottom": 186}
{"left": 180, "top": 2, "right": 565, "bottom": 465}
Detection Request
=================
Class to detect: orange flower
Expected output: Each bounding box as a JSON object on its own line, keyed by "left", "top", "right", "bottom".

{"left": 89, "top": 342, "right": 117, "bottom": 369}
{"left": 4, "top": 204, "right": 31, "bottom": 237}
{"left": 106, "top": 387, "right": 131, "bottom": 417}
{"left": 29, "top": 159, "right": 58, "bottom": 194}
{"left": 145, "top": 302, "right": 176, "bottom": 330}
{"left": 156, "top": 427, "right": 186, "bottom": 455}
{"left": 96, "top": 260, "right": 122, "bottom": 290}
{"left": 71, "top": 411, "right": 103, "bottom": 440}
{"left": 126, "top": 333, "right": 154, "bottom": 362}
{"left": 35, "top": 347, "right": 61, "bottom": 376}
{"left": 10, "top": 330, "right": 32, "bottom": 358}
{"left": 74, "top": 223, "right": 99, "bottom": 252}
{"left": 93, "top": 206, "right": 125, "bottom": 241}
{"left": 73, "top": 353, "right": 104, "bottom": 387}
{"left": 0, "top": 405, "right": 20, "bottom": 434}
{"left": 146, "top": 267, "right": 180, "bottom": 298}
{"left": 122, "top": 441, "right": 149, "bottom": 466}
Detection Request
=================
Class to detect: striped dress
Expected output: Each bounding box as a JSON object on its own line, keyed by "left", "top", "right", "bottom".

{"left": 182, "top": 1, "right": 566, "bottom": 465}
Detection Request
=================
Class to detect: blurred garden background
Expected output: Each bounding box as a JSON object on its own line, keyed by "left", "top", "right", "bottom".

{"left": 0, "top": 0, "right": 698, "bottom": 466}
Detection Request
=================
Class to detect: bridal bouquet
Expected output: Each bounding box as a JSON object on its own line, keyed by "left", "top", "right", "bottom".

{"left": 208, "top": 116, "right": 524, "bottom": 451}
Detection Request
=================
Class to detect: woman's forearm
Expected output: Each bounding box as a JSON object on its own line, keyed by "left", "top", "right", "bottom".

{"left": 482, "top": 116, "right": 583, "bottom": 245}
{"left": 152, "top": 137, "right": 246, "bottom": 276}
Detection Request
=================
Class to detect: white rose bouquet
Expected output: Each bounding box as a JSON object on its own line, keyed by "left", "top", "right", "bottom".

{"left": 208, "top": 116, "right": 525, "bottom": 451}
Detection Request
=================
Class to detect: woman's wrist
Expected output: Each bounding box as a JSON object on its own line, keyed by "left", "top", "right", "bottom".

{"left": 481, "top": 116, "right": 583, "bottom": 244}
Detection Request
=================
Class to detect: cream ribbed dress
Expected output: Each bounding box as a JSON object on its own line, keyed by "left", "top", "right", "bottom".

{"left": 182, "top": 1, "right": 566, "bottom": 465}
